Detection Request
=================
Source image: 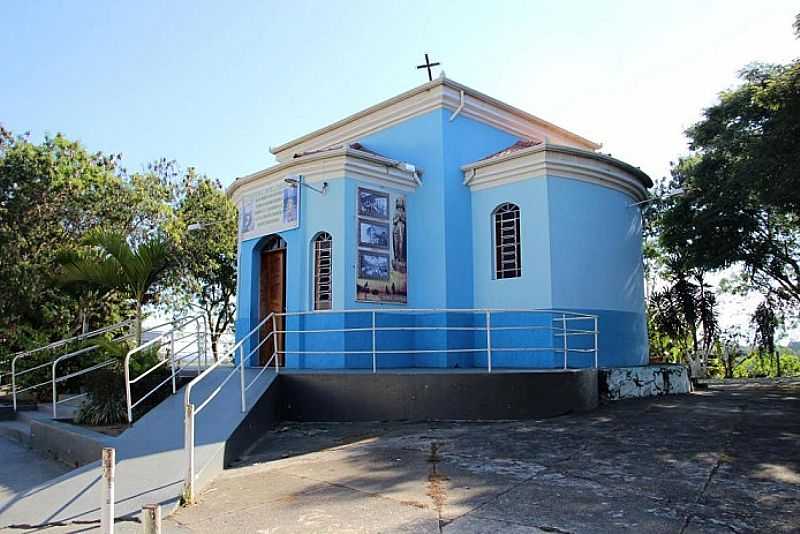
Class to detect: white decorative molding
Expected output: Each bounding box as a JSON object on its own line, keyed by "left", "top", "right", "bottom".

{"left": 270, "top": 78, "right": 601, "bottom": 162}
{"left": 462, "top": 144, "right": 651, "bottom": 201}
{"left": 228, "top": 146, "right": 420, "bottom": 203}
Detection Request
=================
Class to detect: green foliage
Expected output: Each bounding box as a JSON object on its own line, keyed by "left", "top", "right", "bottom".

{"left": 656, "top": 61, "right": 800, "bottom": 307}
{"left": 647, "top": 272, "right": 718, "bottom": 370}
{"left": 57, "top": 230, "right": 175, "bottom": 345}
{"left": 0, "top": 128, "right": 129, "bottom": 355}
{"left": 733, "top": 350, "right": 800, "bottom": 379}
{"left": 164, "top": 171, "right": 237, "bottom": 359}
{"left": 0, "top": 127, "right": 179, "bottom": 360}
{"left": 74, "top": 367, "right": 127, "bottom": 426}
{"left": 74, "top": 340, "right": 164, "bottom": 426}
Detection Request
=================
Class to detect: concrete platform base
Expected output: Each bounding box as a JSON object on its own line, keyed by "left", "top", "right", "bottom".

{"left": 599, "top": 364, "right": 691, "bottom": 401}
{"left": 273, "top": 369, "right": 598, "bottom": 421}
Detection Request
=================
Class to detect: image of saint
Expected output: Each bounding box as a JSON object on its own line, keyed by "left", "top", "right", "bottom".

{"left": 392, "top": 197, "right": 407, "bottom": 267}
{"left": 283, "top": 184, "right": 298, "bottom": 225}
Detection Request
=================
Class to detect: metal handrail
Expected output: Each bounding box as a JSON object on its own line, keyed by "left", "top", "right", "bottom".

{"left": 180, "top": 307, "right": 599, "bottom": 503}
{"left": 3, "top": 320, "right": 133, "bottom": 387}
{"left": 182, "top": 312, "right": 276, "bottom": 503}
{"left": 269, "top": 308, "right": 598, "bottom": 372}
{"left": 124, "top": 315, "right": 209, "bottom": 423}
{"left": 9, "top": 322, "right": 135, "bottom": 412}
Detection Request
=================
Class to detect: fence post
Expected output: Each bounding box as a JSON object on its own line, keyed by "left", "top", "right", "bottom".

{"left": 101, "top": 447, "right": 115, "bottom": 534}
{"left": 239, "top": 345, "right": 246, "bottom": 413}
{"left": 11, "top": 360, "right": 17, "bottom": 411}
{"left": 170, "top": 330, "right": 177, "bottom": 394}
{"left": 594, "top": 316, "right": 599, "bottom": 369}
{"left": 124, "top": 354, "right": 134, "bottom": 424}
{"left": 142, "top": 504, "right": 162, "bottom": 534}
{"left": 272, "top": 314, "right": 279, "bottom": 373}
{"left": 485, "top": 311, "right": 492, "bottom": 373}
{"left": 184, "top": 403, "right": 195, "bottom": 504}
{"left": 51, "top": 361, "right": 58, "bottom": 418}
{"left": 372, "top": 311, "right": 377, "bottom": 374}
{"left": 562, "top": 313, "right": 568, "bottom": 370}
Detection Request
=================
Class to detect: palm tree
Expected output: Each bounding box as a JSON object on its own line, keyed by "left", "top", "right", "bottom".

{"left": 58, "top": 230, "right": 173, "bottom": 345}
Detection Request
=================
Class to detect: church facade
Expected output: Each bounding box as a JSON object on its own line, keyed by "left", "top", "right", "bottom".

{"left": 228, "top": 76, "right": 652, "bottom": 369}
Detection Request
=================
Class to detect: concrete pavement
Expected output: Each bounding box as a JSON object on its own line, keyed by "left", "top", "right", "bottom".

{"left": 0, "top": 433, "right": 69, "bottom": 505}
{"left": 168, "top": 378, "right": 800, "bottom": 533}
{"left": 5, "top": 378, "right": 798, "bottom": 533}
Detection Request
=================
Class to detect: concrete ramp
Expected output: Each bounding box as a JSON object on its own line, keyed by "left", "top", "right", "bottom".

{"left": 0, "top": 367, "right": 276, "bottom": 528}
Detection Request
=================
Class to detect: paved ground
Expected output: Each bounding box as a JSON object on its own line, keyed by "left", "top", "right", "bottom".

{"left": 6, "top": 379, "right": 799, "bottom": 533}
{"left": 163, "top": 379, "right": 800, "bottom": 534}
{"left": 0, "top": 433, "right": 69, "bottom": 504}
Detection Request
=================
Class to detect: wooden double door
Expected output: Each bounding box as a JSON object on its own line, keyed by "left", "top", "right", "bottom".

{"left": 259, "top": 248, "right": 285, "bottom": 366}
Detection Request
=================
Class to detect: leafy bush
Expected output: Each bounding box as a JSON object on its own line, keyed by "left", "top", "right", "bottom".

{"left": 733, "top": 351, "right": 800, "bottom": 379}
{"left": 74, "top": 367, "right": 127, "bottom": 425}
{"left": 75, "top": 340, "right": 168, "bottom": 426}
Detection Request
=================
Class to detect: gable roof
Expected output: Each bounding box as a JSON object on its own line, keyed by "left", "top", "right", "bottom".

{"left": 269, "top": 75, "right": 601, "bottom": 162}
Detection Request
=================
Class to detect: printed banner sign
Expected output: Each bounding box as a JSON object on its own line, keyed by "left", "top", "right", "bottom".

{"left": 356, "top": 187, "right": 407, "bottom": 303}
{"left": 238, "top": 175, "right": 300, "bottom": 241}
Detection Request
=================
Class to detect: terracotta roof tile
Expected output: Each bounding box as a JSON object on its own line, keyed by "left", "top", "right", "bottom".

{"left": 479, "top": 139, "right": 542, "bottom": 162}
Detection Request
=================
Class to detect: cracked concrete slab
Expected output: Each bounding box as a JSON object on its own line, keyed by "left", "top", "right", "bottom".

{"left": 14, "top": 378, "right": 800, "bottom": 533}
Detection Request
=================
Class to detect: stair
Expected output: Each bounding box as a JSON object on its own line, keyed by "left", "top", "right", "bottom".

{"left": 0, "top": 367, "right": 278, "bottom": 527}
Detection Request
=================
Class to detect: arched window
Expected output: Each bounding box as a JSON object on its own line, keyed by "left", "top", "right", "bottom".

{"left": 493, "top": 203, "right": 521, "bottom": 279}
{"left": 312, "top": 232, "right": 333, "bottom": 310}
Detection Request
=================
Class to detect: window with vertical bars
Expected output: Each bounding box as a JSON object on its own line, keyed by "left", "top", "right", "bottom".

{"left": 313, "top": 232, "right": 333, "bottom": 310}
{"left": 493, "top": 203, "right": 521, "bottom": 279}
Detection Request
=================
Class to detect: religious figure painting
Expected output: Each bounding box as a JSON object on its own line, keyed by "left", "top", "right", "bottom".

{"left": 239, "top": 197, "right": 255, "bottom": 235}
{"left": 358, "top": 188, "right": 389, "bottom": 219}
{"left": 282, "top": 183, "right": 298, "bottom": 225}
{"left": 359, "top": 219, "right": 390, "bottom": 250}
{"left": 392, "top": 197, "right": 407, "bottom": 273}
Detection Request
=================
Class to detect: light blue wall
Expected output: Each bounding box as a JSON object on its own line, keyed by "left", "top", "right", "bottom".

{"left": 234, "top": 108, "right": 649, "bottom": 369}
{"left": 471, "top": 178, "right": 553, "bottom": 309}
{"left": 547, "top": 177, "right": 644, "bottom": 313}
{"left": 547, "top": 177, "right": 648, "bottom": 365}
{"left": 469, "top": 175, "right": 648, "bottom": 366}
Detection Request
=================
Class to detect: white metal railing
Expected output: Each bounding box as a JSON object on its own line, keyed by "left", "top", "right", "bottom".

{"left": 124, "top": 315, "right": 210, "bottom": 423}
{"left": 180, "top": 307, "right": 598, "bottom": 502}
{"left": 271, "top": 308, "right": 598, "bottom": 372}
{"left": 182, "top": 311, "right": 278, "bottom": 503}
{"left": 8, "top": 320, "right": 135, "bottom": 412}
{"left": 2, "top": 320, "right": 133, "bottom": 389}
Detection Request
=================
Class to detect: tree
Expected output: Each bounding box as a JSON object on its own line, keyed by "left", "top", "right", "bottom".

{"left": 752, "top": 298, "right": 781, "bottom": 377}
{"left": 57, "top": 230, "right": 174, "bottom": 345}
{"left": 657, "top": 59, "right": 800, "bottom": 308}
{"left": 647, "top": 268, "right": 718, "bottom": 375}
{"left": 716, "top": 329, "right": 747, "bottom": 379}
{"left": 0, "top": 128, "right": 131, "bottom": 354}
{"left": 165, "top": 171, "right": 237, "bottom": 359}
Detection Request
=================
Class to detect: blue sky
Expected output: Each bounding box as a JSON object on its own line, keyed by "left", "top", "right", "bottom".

{"left": 2, "top": 0, "right": 799, "bottom": 338}
{"left": 2, "top": 0, "right": 797, "bottom": 185}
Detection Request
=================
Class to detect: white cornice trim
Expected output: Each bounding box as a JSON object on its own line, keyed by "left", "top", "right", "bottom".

{"left": 269, "top": 77, "right": 601, "bottom": 162}
{"left": 462, "top": 144, "right": 651, "bottom": 201}
{"left": 228, "top": 147, "right": 420, "bottom": 202}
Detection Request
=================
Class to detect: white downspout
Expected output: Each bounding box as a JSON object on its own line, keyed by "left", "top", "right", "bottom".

{"left": 449, "top": 90, "right": 465, "bottom": 122}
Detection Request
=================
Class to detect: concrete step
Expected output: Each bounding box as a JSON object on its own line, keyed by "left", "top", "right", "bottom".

{"left": 0, "top": 404, "right": 15, "bottom": 421}
{"left": 0, "top": 419, "right": 32, "bottom": 447}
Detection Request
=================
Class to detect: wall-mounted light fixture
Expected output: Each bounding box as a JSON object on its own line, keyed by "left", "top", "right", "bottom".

{"left": 284, "top": 177, "right": 328, "bottom": 195}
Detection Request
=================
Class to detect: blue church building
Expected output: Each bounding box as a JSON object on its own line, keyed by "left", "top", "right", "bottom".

{"left": 228, "top": 75, "right": 652, "bottom": 371}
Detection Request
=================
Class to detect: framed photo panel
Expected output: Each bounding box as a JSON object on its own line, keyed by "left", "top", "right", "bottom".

{"left": 357, "top": 188, "right": 389, "bottom": 219}
{"left": 358, "top": 219, "right": 390, "bottom": 250}
{"left": 358, "top": 251, "right": 390, "bottom": 281}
